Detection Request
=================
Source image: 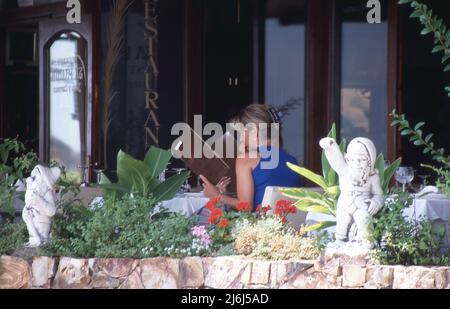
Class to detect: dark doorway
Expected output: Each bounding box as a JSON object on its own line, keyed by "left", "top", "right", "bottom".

{"left": 400, "top": 0, "right": 450, "bottom": 174}
{"left": 3, "top": 26, "right": 39, "bottom": 153}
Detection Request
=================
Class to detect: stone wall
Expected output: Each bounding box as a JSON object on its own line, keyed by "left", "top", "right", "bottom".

{"left": 0, "top": 254, "right": 449, "bottom": 289}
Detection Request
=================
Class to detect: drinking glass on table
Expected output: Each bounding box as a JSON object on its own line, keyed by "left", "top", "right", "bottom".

{"left": 173, "top": 168, "right": 190, "bottom": 193}
{"left": 395, "top": 167, "right": 415, "bottom": 192}
{"left": 418, "top": 174, "right": 431, "bottom": 191}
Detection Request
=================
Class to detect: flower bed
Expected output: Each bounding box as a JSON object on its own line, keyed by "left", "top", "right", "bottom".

{"left": 1, "top": 250, "right": 449, "bottom": 289}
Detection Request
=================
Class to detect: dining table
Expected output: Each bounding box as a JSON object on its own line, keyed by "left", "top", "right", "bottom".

{"left": 159, "top": 192, "right": 210, "bottom": 217}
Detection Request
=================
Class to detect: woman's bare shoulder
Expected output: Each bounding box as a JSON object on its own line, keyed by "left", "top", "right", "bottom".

{"left": 236, "top": 152, "right": 260, "bottom": 169}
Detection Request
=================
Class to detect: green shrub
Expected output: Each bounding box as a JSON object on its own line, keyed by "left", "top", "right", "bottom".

{"left": 0, "top": 223, "right": 28, "bottom": 255}
{"left": 371, "top": 192, "right": 450, "bottom": 265}
{"left": 232, "top": 217, "right": 320, "bottom": 260}
{"left": 45, "top": 194, "right": 200, "bottom": 258}
{"left": 0, "top": 138, "right": 38, "bottom": 216}
{"left": 100, "top": 146, "right": 189, "bottom": 203}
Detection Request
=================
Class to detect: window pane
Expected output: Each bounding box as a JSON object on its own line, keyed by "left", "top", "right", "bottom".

{"left": 265, "top": 0, "right": 306, "bottom": 165}
{"left": 339, "top": 1, "right": 388, "bottom": 155}
{"left": 48, "top": 32, "right": 87, "bottom": 181}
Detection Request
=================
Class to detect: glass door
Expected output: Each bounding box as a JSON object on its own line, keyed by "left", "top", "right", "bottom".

{"left": 336, "top": 0, "right": 389, "bottom": 155}
{"left": 264, "top": 0, "right": 306, "bottom": 165}
{"left": 39, "top": 18, "right": 93, "bottom": 183}
{"left": 47, "top": 31, "right": 87, "bottom": 181}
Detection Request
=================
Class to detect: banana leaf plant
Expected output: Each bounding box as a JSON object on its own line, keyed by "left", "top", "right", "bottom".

{"left": 100, "top": 146, "right": 189, "bottom": 204}
{"left": 280, "top": 124, "right": 401, "bottom": 232}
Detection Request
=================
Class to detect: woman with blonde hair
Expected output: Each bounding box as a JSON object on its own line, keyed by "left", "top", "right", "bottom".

{"left": 200, "top": 104, "right": 300, "bottom": 212}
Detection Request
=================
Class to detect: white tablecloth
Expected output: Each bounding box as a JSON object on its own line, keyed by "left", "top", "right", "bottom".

{"left": 403, "top": 194, "right": 450, "bottom": 222}
{"left": 403, "top": 194, "right": 450, "bottom": 249}
{"left": 160, "top": 192, "right": 210, "bottom": 216}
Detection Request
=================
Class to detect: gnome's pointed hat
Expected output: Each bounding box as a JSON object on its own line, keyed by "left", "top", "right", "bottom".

{"left": 35, "top": 165, "right": 61, "bottom": 189}
{"left": 346, "top": 137, "right": 377, "bottom": 174}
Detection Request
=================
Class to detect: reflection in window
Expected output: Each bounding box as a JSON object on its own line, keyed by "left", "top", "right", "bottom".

{"left": 265, "top": 0, "right": 306, "bottom": 165}
{"left": 340, "top": 1, "right": 388, "bottom": 155}
{"left": 48, "top": 32, "right": 87, "bottom": 182}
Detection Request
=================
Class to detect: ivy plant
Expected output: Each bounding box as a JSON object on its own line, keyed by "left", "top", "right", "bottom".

{"left": 398, "top": 0, "right": 450, "bottom": 97}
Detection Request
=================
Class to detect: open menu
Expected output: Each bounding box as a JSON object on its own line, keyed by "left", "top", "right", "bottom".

{"left": 173, "top": 126, "right": 237, "bottom": 193}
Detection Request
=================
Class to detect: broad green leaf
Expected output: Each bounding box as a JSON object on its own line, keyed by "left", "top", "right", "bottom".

{"left": 409, "top": 10, "right": 421, "bottom": 18}
{"left": 445, "top": 63, "right": 450, "bottom": 72}
{"left": 325, "top": 185, "right": 340, "bottom": 198}
{"left": 339, "top": 139, "right": 347, "bottom": 153}
{"left": 304, "top": 221, "right": 336, "bottom": 232}
{"left": 327, "top": 168, "right": 337, "bottom": 187}
{"left": 383, "top": 158, "right": 402, "bottom": 193}
{"left": 281, "top": 188, "right": 324, "bottom": 200}
{"left": 152, "top": 171, "right": 190, "bottom": 203}
{"left": 329, "top": 123, "right": 337, "bottom": 140}
{"left": 414, "top": 122, "right": 425, "bottom": 130}
{"left": 286, "top": 162, "right": 327, "bottom": 190}
{"left": 3, "top": 196, "right": 15, "bottom": 217}
{"left": 117, "top": 150, "right": 151, "bottom": 196}
{"left": 321, "top": 152, "right": 331, "bottom": 183}
{"left": 147, "top": 177, "right": 161, "bottom": 192}
{"left": 304, "top": 205, "right": 332, "bottom": 215}
{"left": 375, "top": 154, "right": 385, "bottom": 186}
{"left": 421, "top": 28, "right": 432, "bottom": 35}
{"left": 282, "top": 189, "right": 334, "bottom": 210}
{"left": 425, "top": 134, "right": 434, "bottom": 143}
{"left": 432, "top": 45, "right": 444, "bottom": 53}
{"left": 144, "top": 146, "right": 172, "bottom": 179}
{"left": 99, "top": 172, "right": 112, "bottom": 185}
{"left": 321, "top": 123, "right": 337, "bottom": 182}
{"left": 99, "top": 183, "right": 130, "bottom": 193}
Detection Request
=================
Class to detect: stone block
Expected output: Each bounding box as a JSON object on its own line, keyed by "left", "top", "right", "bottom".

{"left": 0, "top": 256, "right": 32, "bottom": 289}
{"left": 32, "top": 256, "right": 56, "bottom": 288}
{"left": 180, "top": 257, "right": 204, "bottom": 288}
{"left": 140, "top": 258, "right": 180, "bottom": 289}
{"left": 342, "top": 265, "right": 367, "bottom": 288}
{"left": 53, "top": 258, "right": 91, "bottom": 289}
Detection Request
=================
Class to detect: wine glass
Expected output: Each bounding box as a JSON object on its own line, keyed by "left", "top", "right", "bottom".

{"left": 173, "top": 168, "right": 190, "bottom": 193}
{"left": 417, "top": 174, "right": 431, "bottom": 191}
{"left": 395, "top": 167, "right": 415, "bottom": 192}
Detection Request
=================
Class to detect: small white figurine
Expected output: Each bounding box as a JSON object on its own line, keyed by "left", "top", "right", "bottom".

{"left": 22, "top": 165, "right": 61, "bottom": 247}
{"left": 320, "top": 137, "right": 384, "bottom": 247}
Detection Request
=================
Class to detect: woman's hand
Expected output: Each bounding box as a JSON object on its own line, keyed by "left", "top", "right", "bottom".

{"left": 199, "top": 175, "right": 221, "bottom": 198}
{"left": 216, "top": 176, "right": 231, "bottom": 194}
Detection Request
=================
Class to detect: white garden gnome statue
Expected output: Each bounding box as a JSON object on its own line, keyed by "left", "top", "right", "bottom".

{"left": 319, "top": 137, "right": 384, "bottom": 248}
{"left": 22, "top": 165, "right": 61, "bottom": 247}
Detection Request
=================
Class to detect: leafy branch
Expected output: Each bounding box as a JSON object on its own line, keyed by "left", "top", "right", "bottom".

{"left": 398, "top": 0, "right": 450, "bottom": 97}
{"left": 421, "top": 164, "right": 450, "bottom": 196}
{"left": 390, "top": 110, "right": 450, "bottom": 168}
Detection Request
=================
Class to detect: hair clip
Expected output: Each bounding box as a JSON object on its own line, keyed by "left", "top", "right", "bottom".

{"left": 268, "top": 107, "right": 280, "bottom": 124}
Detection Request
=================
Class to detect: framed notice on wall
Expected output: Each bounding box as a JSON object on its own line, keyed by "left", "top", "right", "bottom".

{"left": 5, "top": 29, "right": 38, "bottom": 66}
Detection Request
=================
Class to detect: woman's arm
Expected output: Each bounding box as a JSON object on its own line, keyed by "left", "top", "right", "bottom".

{"left": 200, "top": 156, "right": 258, "bottom": 208}
{"left": 319, "top": 137, "right": 347, "bottom": 175}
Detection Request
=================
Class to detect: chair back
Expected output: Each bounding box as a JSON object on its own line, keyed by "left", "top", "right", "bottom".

{"left": 261, "top": 186, "right": 306, "bottom": 230}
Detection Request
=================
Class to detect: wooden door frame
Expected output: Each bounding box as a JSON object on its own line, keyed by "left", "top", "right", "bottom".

{"left": 38, "top": 16, "right": 93, "bottom": 167}
{"left": 387, "top": 0, "right": 402, "bottom": 162}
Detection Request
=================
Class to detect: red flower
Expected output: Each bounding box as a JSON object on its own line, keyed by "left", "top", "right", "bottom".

{"left": 274, "top": 200, "right": 296, "bottom": 223}
{"left": 262, "top": 205, "right": 272, "bottom": 215}
{"left": 257, "top": 205, "right": 272, "bottom": 216}
{"left": 256, "top": 205, "right": 262, "bottom": 213}
{"left": 217, "top": 218, "right": 230, "bottom": 229}
{"left": 208, "top": 207, "right": 224, "bottom": 225}
{"left": 236, "top": 201, "right": 251, "bottom": 213}
{"left": 206, "top": 196, "right": 221, "bottom": 211}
